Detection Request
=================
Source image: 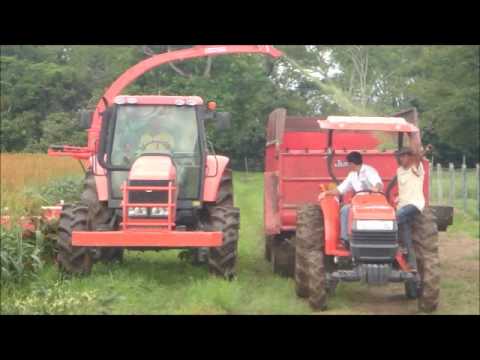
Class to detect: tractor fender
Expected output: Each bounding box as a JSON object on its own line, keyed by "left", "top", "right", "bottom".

{"left": 203, "top": 155, "right": 230, "bottom": 202}
{"left": 320, "top": 196, "right": 347, "bottom": 256}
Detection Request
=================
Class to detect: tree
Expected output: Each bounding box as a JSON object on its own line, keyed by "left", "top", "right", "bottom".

{"left": 406, "top": 46, "right": 479, "bottom": 164}
{"left": 1, "top": 45, "right": 477, "bottom": 166}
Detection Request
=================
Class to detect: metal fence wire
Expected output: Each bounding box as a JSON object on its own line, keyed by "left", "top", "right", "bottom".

{"left": 429, "top": 161, "right": 480, "bottom": 219}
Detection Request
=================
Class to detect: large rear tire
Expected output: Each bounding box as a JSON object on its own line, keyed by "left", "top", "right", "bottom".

{"left": 81, "top": 173, "right": 123, "bottom": 263}
{"left": 294, "top": 245, "right": 310, "bottom": 298}
{"left": 207, "top": 169, "right": 240, "bottom": 280}
{"left": 57, "top": 204, "right": 93, "bottom": 275}
{"left": 295, "top": 204, "right": 327, "bottom": 311}
{"left": 412, "top": 207, "right": 440, "bottom": 313}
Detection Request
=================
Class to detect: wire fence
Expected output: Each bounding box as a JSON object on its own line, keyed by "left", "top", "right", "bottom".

{"left": 429, "top": 160, "right": 480, "bottom": 220}
{"left": 238, "top": 155, "right": 480, "bottom": 219}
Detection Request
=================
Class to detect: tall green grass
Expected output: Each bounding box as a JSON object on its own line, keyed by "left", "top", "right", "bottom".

{"left": 0, "top": 226, "right": 44, "bottom": 286}
{"left": 1, "top": 176, "right": 83, "bottom": 288}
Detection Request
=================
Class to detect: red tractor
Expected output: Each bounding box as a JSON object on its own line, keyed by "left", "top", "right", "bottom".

{"left": 264, "top": 108, "right": 452, "bottom": 311}
{"left": 48, "top": 45, "right": 283, "bottom": 278}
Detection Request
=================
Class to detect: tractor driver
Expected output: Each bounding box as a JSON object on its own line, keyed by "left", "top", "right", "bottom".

{"left": 136, "top": 108, "right": 176, "bottom": 155}
{"left": 318, "top": 151, "right": 383, "bottom": 247}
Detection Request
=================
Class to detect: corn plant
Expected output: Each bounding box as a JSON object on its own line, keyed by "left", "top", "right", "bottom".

{"left": 0, "top": 225, "right": 44, "bottom": 285}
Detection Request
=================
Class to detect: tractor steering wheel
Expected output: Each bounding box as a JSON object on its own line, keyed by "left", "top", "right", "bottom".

{"left": 354, "top": 189, "right": 387, "bottom": 197}
{"left": 139, "top": 140, "right": 173, "bottom": 152}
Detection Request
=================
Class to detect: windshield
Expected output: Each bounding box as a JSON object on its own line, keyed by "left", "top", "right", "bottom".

{"left": 109, "top": 105, "right": 202, "bottom": 200}
{"left": 111, "top": 105, "right": 199, "bottom": 164}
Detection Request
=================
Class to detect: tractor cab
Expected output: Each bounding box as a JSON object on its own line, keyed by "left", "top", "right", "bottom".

{"left": 96, "top": 96, "right": 230, "bottom": 223}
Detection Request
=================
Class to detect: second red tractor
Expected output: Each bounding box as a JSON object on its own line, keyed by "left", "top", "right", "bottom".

{"left": 264, "top": 108, "right": 452, "bottom": 311}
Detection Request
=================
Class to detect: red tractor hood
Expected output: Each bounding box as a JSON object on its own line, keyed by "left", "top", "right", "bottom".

{"left": 351, "top": 193, "right": 396, "bottom": 221}
{"left": 129, "top": 156, "right": 176, "bottom": 181}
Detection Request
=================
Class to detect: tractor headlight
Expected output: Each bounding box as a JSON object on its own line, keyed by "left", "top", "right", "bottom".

{"left": 150, "top": 207, "right": 169, "bottom": 218}
{"left": 355, "top": 220, "right": 394, "bottom": 231}
{"left": 128, "top": 207, "right": 148, "bottom": 217}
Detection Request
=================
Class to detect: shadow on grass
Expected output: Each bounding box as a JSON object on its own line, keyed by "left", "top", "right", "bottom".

{"left": 91, "top": 250, "right": 211, "bottom": 286}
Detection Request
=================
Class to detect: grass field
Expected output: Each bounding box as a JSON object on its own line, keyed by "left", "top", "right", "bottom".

{"left": 0, "top": 153, "right": 83, "bottom": 192}
{"left": 1, "top": 153, "right": 83, "bottom": 216}
{"left": 1, "top": 168, "right": 479, "bottom": 315}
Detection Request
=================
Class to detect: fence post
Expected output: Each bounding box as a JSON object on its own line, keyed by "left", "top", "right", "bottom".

{"left": 462, "top": 156, "right": 467, "bottom": 213}
{"left": 429, "top": 161, "right": 433, "bottom": 201}
{"left": 436, "top": 163, "right": 443, "bottom": 204}
{"left": 449, "top": 163, "right": 455, "bottom": 207}
{"left": 476, "top": 163, "right": 479, "bottom": 219}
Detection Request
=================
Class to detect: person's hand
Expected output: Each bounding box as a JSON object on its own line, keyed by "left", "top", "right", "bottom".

{"left": 318, "top": 191, "right": 327, "bottom": 201}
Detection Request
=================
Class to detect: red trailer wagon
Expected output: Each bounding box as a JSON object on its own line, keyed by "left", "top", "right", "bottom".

{"left": 264, "top": 108, "right": 452, "bottom": 277}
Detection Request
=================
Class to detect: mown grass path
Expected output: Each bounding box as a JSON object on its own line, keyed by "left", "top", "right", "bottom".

{"left": 2, "top": 173, "right": 478, "bottom": 314}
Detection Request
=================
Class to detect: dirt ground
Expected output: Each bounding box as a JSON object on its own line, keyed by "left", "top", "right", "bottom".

{"left": 323, "top": 232, "right": 479, "bottom": 315}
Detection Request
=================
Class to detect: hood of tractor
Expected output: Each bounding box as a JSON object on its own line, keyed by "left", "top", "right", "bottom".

{"left": 350, "top": 193, "right": 396, "bottom": 221}
{"left": 129, "top": 155, "right": 176, "bottom": 182}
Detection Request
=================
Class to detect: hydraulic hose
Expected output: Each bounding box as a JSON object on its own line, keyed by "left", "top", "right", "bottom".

{"left": 327, "top": 148, "right": 340, "bottom": 185}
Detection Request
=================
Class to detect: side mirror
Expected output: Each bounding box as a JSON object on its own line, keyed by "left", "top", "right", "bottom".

{"left": 214, "top": 112, "right": 232, "bottom": 130}
{"left": 78, "top": 110, "right": 93, "bottom": 129}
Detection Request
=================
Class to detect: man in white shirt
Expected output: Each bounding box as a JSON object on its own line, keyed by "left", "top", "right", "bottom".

{"left": 319, "top": 151, "right": 383, "bottom": 246}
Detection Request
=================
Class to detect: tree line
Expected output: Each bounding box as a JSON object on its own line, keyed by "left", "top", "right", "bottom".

{"left": 1, "top": 45, "right": 478, "bottom": 168}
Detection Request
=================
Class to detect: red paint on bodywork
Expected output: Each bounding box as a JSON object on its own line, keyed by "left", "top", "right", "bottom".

{"left": 350, "top": 193, "right": 396, "bottom": 221}
{"left": 203, "top": 155, "right": 230, "bottom": 202}
{"left": 282, "top": 131, "right": 380, "bottom": 150}
{"left": 395, "top": 251, "right": 411, "bottom": 272}
{"left": 320, "top": 196, "right": 350, "bottom": 256}
{"left": 122, "top": 156, "right": 177, "bottom": 230}
{"left": 41, "top": 206, "right": 63, "bottom": 222}
{"left": 47, "top": 146, "right": 91, "bottom": 160}
{"left": 72, "top": 230, "right": 222, "bottom": 247}
{"left": 48, "top": 45, "right": 283, "bottom": 202}
{"left": 264, "top": 172, "right": 281, "bottom": 235}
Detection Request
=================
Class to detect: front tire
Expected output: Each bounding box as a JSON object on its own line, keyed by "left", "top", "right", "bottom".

{"left": 295, "top": 204, "right": 327, "bottom": 311}
{"left": 207, "top": 169, "right": 240, "bottom": 280}
{"left": 81, "top": 173, "right": 123, "bottom": 263}
{"left": 57, "top": 204, "right": 93, "bottom": 275}
{"left": 208, "top": 206, "right": 240, "bottom": 280}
